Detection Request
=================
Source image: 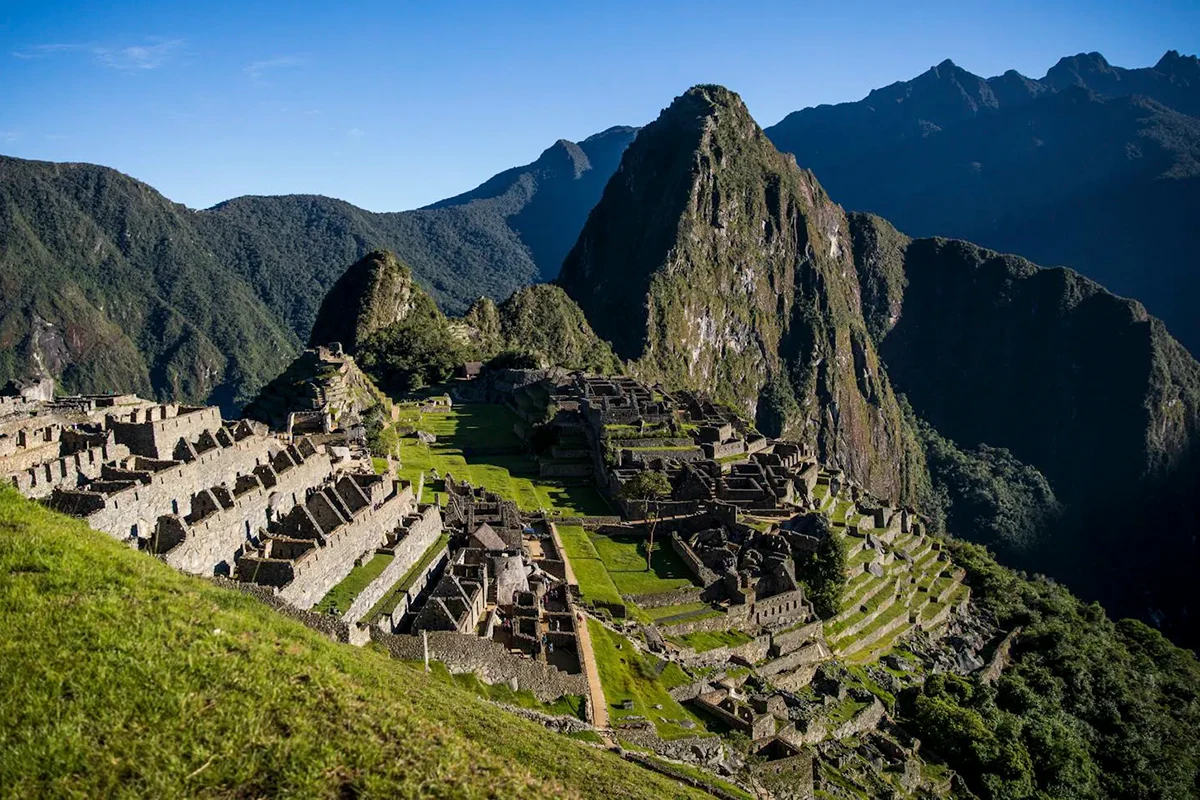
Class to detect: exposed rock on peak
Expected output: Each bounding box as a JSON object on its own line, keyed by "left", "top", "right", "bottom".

{"left": 308, "top": 249, "right": 419, "bottom": 354}
{"left": 559, "top": 84, "right": 923, "bottom": 502}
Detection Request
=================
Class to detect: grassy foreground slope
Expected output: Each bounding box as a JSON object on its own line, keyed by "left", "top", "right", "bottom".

{"left": 0, "top": 487, "right": 709, "bottom": 799}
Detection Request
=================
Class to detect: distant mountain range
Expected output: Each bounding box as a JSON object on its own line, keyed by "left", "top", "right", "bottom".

{"left": 1, "top": 49, "right": 1197, "bottom": 408}
{"left": 0, "top": 126, "right": 635, "bottom": 408}
{"left": 765, "top": 50, "right": 1200, "bottom": 353}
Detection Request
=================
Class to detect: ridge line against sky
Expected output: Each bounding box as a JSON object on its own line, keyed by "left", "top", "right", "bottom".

{"left": 2, "top": 0, "right": 1197, "bottom": 212}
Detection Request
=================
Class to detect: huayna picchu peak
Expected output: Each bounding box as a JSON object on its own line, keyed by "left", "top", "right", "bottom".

{"left": 4, "top": 16, "right": 1200, "bottom": 799}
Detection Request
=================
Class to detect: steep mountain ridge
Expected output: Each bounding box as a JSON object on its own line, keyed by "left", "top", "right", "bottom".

{"left": 307, "top": 250, "right": 421, "bottom": 354}
{"left": 849, "top": 211, "right": 1200, "bottom": 640}
{"left": 559, "top": 86, "right": 926, "bottom": 504}
{"left": 765, "top": 50, "right": 1200, "bottom": 353}
{"left": 0, "top": 156, "right": 298, "bottom": 410}
{"left": 0, "top": 126, "right": 637, "bottom": 407}
{"left": 559, "top": 83, "right": 1200, "bottom": 643}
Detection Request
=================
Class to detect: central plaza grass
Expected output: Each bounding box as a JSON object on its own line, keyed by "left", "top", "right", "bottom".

{"left": 587, "top": 529, "right": 699, "bottom": 597}
{"left": 0, "top": 488, "right": 712, "bottom": 799}
{"left": 385, "top": 403, "right": 611, "bottom": 516}
{"left": 555, "top": 524, "right": 626, "bottom": 611}
{"left": 586, "top": 619, "right": 708, "bottom": 739}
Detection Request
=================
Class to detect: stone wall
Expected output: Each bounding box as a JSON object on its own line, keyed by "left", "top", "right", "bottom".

{"left": 342, "top": 505, "right": 443, "bottom": 624}
{"left": 628, "top": 586, "right": 705, "bottom": 609}
{"left": 377, "top": 545, "right": 449, "bottom": 632}
{"left": 109, "top": 405, "right": 222, "bottom": 459}
{"left": 668, "top": 532, "right": 719, "bottom": 585}
{"left": 538, "top": 462, "right": 593, "bottom": 478}
{"left": 678, "top": 634, "right": 772, "bottom": 668}
{"left": 58, "top": 433, "right": 281, "bottom": 540}
{"left": 770, "top": 621, "right": 824, "bottom": 658}
{"left": 276, "top": 487, "right": 411, "bottom": 610}
{"left": 787, "top": 697, "right": 887, "bottom": 746}
{"left": 607, "top": 437, "right": 694, "bottom": 449}
{"left": 210, "top": 576, "right": 369, "bottom": 646}
{"left": 758, "top": 641, "right": 831, "bottom": 678}
{"left": 10, "top": 441, "right": 129, "bottom": 499}
{"left": 156, "top": 450, "right": 333, "bottom": 575}
{"left": 369, "top": 629, "right": 588, "bottom": 702}
{"left": 751, "top": 587, "right": 809, "bottom": 629}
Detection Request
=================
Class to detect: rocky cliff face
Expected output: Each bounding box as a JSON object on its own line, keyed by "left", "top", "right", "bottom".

{"left": 308, "top": 250, "right": 420, "bottom": 353}
{"left": 558, "top": 85, "right": 925, "bottom": 503}
{"left": 850, "top": 211, "right": 1200, "bottom": 641}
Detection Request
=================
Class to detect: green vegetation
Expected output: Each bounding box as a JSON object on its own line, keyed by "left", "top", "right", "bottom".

{"left": 795, "top": 516, "right": 847, "bottom": 618}
{"left": 313, "top": 551, "right": 393, "bottom": 614}
{"left": 918, "top": 419, "right": 1060, "bottom": 556}
{"left": 586, "top": 619, "right": 707, "bottom": 739}
{"left": 634, "top": 753, "right": 755, "bottom": 800}
{"left": 644, "top": 602, "right": 710, "bottom": 622}
{"left": 588, "top": 529, "right": 698, "bottom": 597}
{"left": 555, "top": 524, "right": 626, "bottom": 612}
{"left": 667, "top": 629, "right": 754, "bottom": 653}
{"left": 900, "top": 539, "right": 1200, "bottom": 799}
{"left": 491, "top": 284, "right": 624, "bottom": 373}
{"left": 355, "top": 266, "right": 468, "bottom": 394}
{"left": 392, "top": 403, "right": 609, "bottom": 515}
{"left": 0, "top": 487, "right": 710, "bottom": 799}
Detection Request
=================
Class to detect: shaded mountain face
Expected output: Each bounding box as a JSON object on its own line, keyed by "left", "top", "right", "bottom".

{"left": 850, "top": 212, "right": 1200, "bottom": 643}
{"left": 559, "top": 85, "right": 927, "bottom": 504}
{"left": 765, "top": 50, "right": 1200, "bottom": 354}
{"left": 425, "top": 126, "right": 638, "bottom": 281}
{"left": 0, "top": 126, "right": 635, "bottom": 408}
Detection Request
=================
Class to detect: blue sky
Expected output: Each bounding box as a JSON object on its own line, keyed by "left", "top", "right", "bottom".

{"left": 1, "top": 1, "right": 1196, "bottom": 211}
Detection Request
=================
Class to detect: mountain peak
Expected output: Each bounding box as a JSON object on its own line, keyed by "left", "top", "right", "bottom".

{"left": 308, "top": 249, "right": 423, "bottom": 353}
{"left": 535, "top": 138, "right": 590, "bottom": 177}
{"left": 1044, "top": 51, "right": 1115, "bottom": 87}
{"left": 1155, "top": 49, "right": 1199, "bottom": 75}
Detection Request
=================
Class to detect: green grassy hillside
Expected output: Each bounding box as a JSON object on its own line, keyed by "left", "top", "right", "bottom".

{"left": 0, "top": 487, "right": 709, "bottom": 799}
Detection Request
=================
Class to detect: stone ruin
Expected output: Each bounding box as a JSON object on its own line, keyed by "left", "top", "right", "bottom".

{"left": 5, "top": 379, "right": 446, "bottom": 628}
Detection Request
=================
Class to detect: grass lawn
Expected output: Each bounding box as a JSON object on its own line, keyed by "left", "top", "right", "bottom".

{"left": 0, "top": 487, "right": 710, "bottom": 799}
{"left": 586, "top": 619, "right": 708, "bottom": 740}
{"left": 389, "top": 403, "right": 610, "bottom": 515}
{"left": 588, "top": 530, "right": 699, "bottom": 597}
{"left": 313, "top": 551, "right": 393, "bottom": 614}
{"left": 555, "top": 525, "right": 625, "bottom": 612}
{"left": 667, "top": 629, "right": 755, "bottom": 653}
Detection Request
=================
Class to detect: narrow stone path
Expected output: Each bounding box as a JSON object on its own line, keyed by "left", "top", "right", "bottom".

{"left": 574, "top": 614, "right": 609, "bottom": 729}
{"left": 549, "top": 522, "right": 607, "bottom": 729}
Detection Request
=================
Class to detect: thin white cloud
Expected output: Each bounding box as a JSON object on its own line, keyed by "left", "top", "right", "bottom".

{"left": 346, "top": 128, "right": 365, "bottom": 141}
{"left": 244, "top": 56, "right": 304, "bottom": 82}
{"left": 0, "top": 130, "right": 19, "bottom": 144}
{"left": 93, "top": 38, "right": 185, "bottom": 71}
{"left": 12, "top": 43, "right": 80, "bottom": 59}
{"left": 11, "top": 38, "right": 185, "bottom": 71}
